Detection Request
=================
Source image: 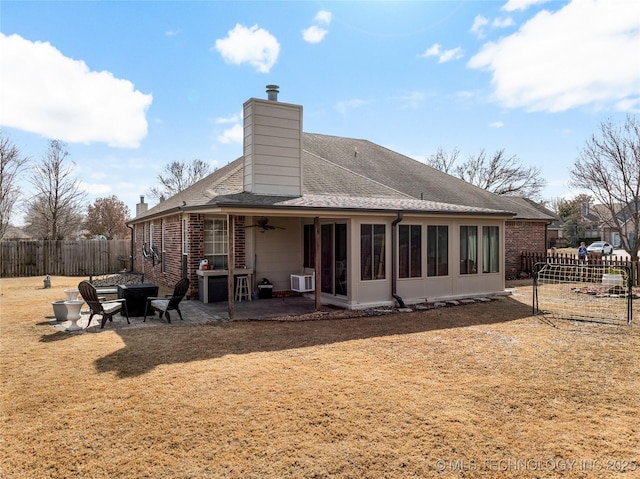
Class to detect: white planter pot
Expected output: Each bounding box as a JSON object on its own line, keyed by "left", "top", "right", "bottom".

{"left": 64, "top": 288, "right": 79, "bottom": 301}
{"left": 602, "top": 274, "right": 624, "bottom": 288}
{"left": 52, "top": 300, "right": 68, "bottom": 322}
{"left": 64, "top": 300, "right": 84, "bottom": 331}
{"left": 51, "top": 299, "right": 85, "bottom": 330}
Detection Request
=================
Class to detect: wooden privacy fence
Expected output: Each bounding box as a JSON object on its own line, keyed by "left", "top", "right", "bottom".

{"left": 1, "top": 240, "right": 132, "bottom": 278}
{"left": 521, "top": 252, "right": 639, "bottom": 286}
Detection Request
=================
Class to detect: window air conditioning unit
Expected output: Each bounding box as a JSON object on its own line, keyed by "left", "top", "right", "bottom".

{"left": 291, "top": 274, "right": 315, "bottom": 292}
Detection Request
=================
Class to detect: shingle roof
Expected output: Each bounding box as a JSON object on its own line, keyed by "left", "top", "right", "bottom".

{"left": 132, "top": 132, "right": 554, "bottom": 222}
{"left": 303, "top": 133, "right": 551, "bottom": 220}
{"left": 213, "top": 192, "right": 509, "bottom": 215}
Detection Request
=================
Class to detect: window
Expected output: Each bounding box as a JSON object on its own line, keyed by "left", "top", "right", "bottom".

{"left": 182, "top": 217, "right": 188, "bottom": 256}
{"left": 483, "top": 226, "right": 500, "bottom": 273}
{"left": 303, "top": 224, "right": 315, "bottom": 268}
{"left": 161, "top": 220, "right": 166, "bottom": 273}
{"left": 399, "top": 225, "right": 421, "bottom": 278}
{"left": 204, "top": 218, "right": 228, "bottom": 269}
{"left": 427, "top": 225, "right": 448, "bottom": 277}
{"left": 460, "top": 226, "right": 478, "bottom": 274}
{"left": 361, "top": 224, "right": 385, "bottom": 280}
{"left": 182, "top": 217, "right": 189, "bottom": 278}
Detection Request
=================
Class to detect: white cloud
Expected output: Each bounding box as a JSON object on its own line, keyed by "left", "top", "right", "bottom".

{"left": 493, "top": 17, "right": 515, "bottom": 28}
{"left": 214, "top": 24, "right": 280, "bottom": 74}
{"left": 421, "top": 43, "right": 441, "bottom": 57}
{"left": 215, "top": 111, "right": 242, "bottom": 124}
{"left": 468, "top": 0, "right": 640, "bottom": 112}
{"left": 0, "top": 33, "right": 152, "bottom": 148}
{"left": 471, "top": 14, "right": 514, "bottom": 38}
{"left": 470, "top": 15, "right": 489, "bottom": 38}
{"left": 335, "top": 99, "right": 367, "bottom": 115}
{"left": 502, "top": 0, "right": 552, "bottom": 12}
{"left": 438, "top": 47, "right": 463, "bottom": 63}
{"left": 303, "top": 26, "right": 329, "bottom": 44}
{"left": 217, "top": 124, "right": 243, "bottom": 144}
{"left": 303, "top": 10, "right": 332, "bottom": 44}
{"left": 315, "top": 10, "right": 332, "bottom": 25}
{"left": 490, "top": 121, "right": 504, "bottom": 128}
{"left": 420, "top": 43, "right": 463, "bottom": 63}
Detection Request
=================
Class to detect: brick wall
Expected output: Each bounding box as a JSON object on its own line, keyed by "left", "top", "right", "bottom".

{"left": 133, "top": 215, "right": 196, "bottom": 299}
{"left": 234, "top": 216, "right": 246, "bottom": 268}
{"left": 132, "top": 214, "right": 249, "bottom": 301}
{"left": 505, "top": 220, "right": 547, "bottom": 279}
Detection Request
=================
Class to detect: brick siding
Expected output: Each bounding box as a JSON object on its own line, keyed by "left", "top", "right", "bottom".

{"left": 505, "top": 220, "right": 547, "bottom": 279}
{"left": 133, "top": 214, "right": 247, "bottom": 300}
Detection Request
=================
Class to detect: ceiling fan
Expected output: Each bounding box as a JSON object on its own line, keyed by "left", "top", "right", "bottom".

{"left": 245, "top": 217, "right": 286, "bottom": 233}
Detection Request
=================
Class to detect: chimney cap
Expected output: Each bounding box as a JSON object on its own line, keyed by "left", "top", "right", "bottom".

{"left": 266, "top": 84, "right": 279, "bottom": 101}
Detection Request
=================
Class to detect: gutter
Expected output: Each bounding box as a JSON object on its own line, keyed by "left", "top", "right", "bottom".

{"left": 127, "top": 225, "right": 134, "bottom": 272}
{"left": 391, "top": 212, "right": 407, "bottom": 308}
{"left": 127, "top": 205, "right": 184, "bottom": 226}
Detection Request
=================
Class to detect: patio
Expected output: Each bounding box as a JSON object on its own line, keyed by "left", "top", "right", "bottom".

{"left": 50, "top": 294, "right": 334, "bottom": 332}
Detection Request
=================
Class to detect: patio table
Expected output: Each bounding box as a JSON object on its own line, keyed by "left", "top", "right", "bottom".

{"left": 117, "top": 283, "right": 159, "bottom": 317}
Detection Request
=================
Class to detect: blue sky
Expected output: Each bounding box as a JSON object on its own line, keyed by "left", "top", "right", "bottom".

{"left": 1, "top": 0, "right": 639, "bottom": 222}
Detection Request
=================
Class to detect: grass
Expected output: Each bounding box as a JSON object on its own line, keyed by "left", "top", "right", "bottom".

{"left": 1, "top": 276, "right": 639, "bottom": 478}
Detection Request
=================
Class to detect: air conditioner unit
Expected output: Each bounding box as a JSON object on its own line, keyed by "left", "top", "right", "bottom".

{"left": 291, "top": 274, "right": 315, "bottom": 292}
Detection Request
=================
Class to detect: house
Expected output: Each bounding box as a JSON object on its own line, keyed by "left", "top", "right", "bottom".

{"left": 595, "top": 201, "right": 639, "bottom": 249}
{"left": 128, "top": 86, "right": 553, "bottom": 312}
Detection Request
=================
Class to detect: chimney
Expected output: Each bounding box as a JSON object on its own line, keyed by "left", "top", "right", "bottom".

{"left": 242, "top": 86, "right": 303, "bottom": 196}
{"left": 266, "top": 84, "right": 279, "bottom": 101}
{"left": 136, "top": 195, "right": 148, "bottom": 217}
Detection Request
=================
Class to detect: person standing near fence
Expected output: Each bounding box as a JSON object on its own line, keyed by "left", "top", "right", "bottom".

{"left": 578, "top": 242, "right": 588, "bottom": 263}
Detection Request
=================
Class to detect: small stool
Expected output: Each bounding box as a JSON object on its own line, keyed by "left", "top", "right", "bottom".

{"left": 235, "top": 275, "right": 250, "bottom": 302}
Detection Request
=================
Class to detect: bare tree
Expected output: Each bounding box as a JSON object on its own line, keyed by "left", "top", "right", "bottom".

{"left": 425, "top": 146, "right": 460, "bottom": 174}
{"left": 545, "top": 197, "right": 565, "bottom": 215}
{"left": 148, "top": 159, "right": 211, "bottom": 201}
{"left": 0, "top": 133, "right": 29, "bottom": 240}
{"left": 427, "top": 147, "right": 545, "bottom": 198}
{"left": 455, "top": 149, "right": 545, "bottom": 198}
{"left": 24, "top": 140, "right": 87, "bottom": 239}
{"left": 570, "top": 115, "right": 640, "bottom": 258}
{"left": 85, "top": 195, "right": 130, "bottom": 239}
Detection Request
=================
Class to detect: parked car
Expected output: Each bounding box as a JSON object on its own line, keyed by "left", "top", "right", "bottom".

{"left": 586, "top": 241, "right": 613, "bottom": 255}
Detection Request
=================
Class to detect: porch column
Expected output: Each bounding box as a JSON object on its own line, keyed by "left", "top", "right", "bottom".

{"left": 228, "top": 214, "right": 235, "bottom": 319}
{"left": 314, "top": 216, "right": 321, "bottom": 311}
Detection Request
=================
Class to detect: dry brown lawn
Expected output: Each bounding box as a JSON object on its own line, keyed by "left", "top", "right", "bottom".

{"left": 1, "top": 276, "right": 639, "bottom": 478}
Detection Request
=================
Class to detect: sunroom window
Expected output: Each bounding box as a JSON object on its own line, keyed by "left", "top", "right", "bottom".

{"left": 361, "top": 224, "right": 385, "bottom": 280}
{"left": 460, "top": 225, "right": 478, "bottom": 275}
{"left": 399, "top": 225, "right": 421, "bottom": 278}
{"left": 427, "top": 225, "right": 448, "bottom": 277}
{"left": 482, "top": 226, "right": 500, "bottom": 273}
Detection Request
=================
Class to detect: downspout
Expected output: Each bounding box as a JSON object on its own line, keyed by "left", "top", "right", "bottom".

{"left": 391, "top": 212, "right": 407, "bottom": 308}
{"left": 127, "top": 225, "right": 134, "bottom": 272}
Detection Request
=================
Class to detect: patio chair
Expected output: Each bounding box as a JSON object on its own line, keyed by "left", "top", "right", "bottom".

{"left": 78, "top": 280, "right": 129, "bottom": 329}
{"left": 143, "top": 277, "right": 190, "bottom": 323}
